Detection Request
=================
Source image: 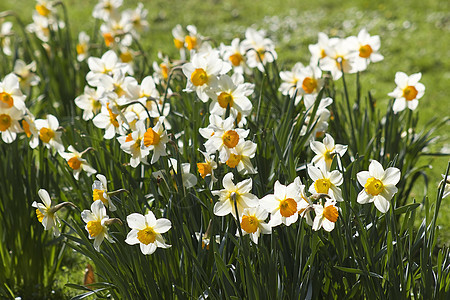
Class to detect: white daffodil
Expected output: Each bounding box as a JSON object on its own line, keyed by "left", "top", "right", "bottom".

{"left": 260, "top": 177, "right": 304, "bottom": 227}
{"left": 308, "top": 165, "right": 344, "bottom": 202}
{"left": 92, "top": 102, "right": 126, "bottom": 139}
{"left": 301, "top": 97, "right": 333, "bottom": 142}
{"left": 32, "top": 189, "right": 60, "bottom": 237}
{"left": 312, "top": 199, "right": 339, "bottom": 232}
{"left": 1, "top": 21, "right": 13, "bottom": 56}
{"left": 182, "top": 51, "right": 231, "bottom": 102}
{"left": 13, "top": 60, "right": 40, "bottom": 90}
{"left": 208, "top": 74, "right": 253, "bottom": 118}
{"left": 319, "top": 38, "right": 357, "bottom": 80}
{"left": 76, "top": 31, "right": 90, "bottom": 62}
{"left": 0, "top": 107, "right": 23, "bottom": 143}
{"left": 21, "top": 113, "right": 39, "bottom": 149}
{"left": 92, "top": 0, "right": 123, "bottom": 21}
{"left": 349, "top": 29, "right": 384, "bottom": 72}
{"left": 81, "top": 200, "right": 116, "bottom": 252}
{"left": 125, "top": 211, "right": 171, "bottom": 255}
{"left": 310, "top": 133, "right": 347, "bottom": 171}
{"left": 122, "top": 3, "right": 149, "bottom": 35}
{"left": 141, "top": 120, "right": 169, "bottom": 164}
{"left": 225, "top": 140, "right": 257, "bottom": 175}
{"left": 237, "top": 206, "right": 272, "bottom": 244}
{"left": 356, "top": 160, "right": 401, "bottom": 213}
{"left": 86, "top": 50, "right": 131, "bottom": 87}
{"left": 212, "top": 172, "right": 259, "bottom": 218}
{"left": 75, "top": 86, "right": 104, "bottom": 121}
{"left": 168, "top": 158, "right": 198, "bottom": 189}
{"left": 279, "top": 62, "right": 304, "bottom": 104}
{"left": 241, "top": 28, "right": 277, "bottom": 72}
{"left": 298, "top": 64, "right": 324, "bottom": 105}
{"left": 92, "top": 174, "right": 117, "bottom": 211}
{"left": 59, "top": 146, "right": 97, "bottom": 180}
{"left": 201, "top": 115, "right": 249, "bottom": 163}
{"left": 118, "top": 121, "right": 150, "bottom": 168}
{"left": 0, "top": 73, "right": 26, "bottom": 112}
{"left": 308, "top": 32, "right": 339, "bottom": 65}
{"left": 35, "top": 114, "right": 64, "bottom": 153}
{"left": 220, "top": 38, "right": 249, "bottom": 74}
{"left": 388, "top": 72, "right": 425, "bottom": 113}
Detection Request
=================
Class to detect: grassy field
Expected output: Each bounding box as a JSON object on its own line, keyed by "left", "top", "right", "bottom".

{"left": 0, "top": 0, "right": 449, "bottom": 296}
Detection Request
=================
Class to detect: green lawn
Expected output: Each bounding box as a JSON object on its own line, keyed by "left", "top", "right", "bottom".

{"left": 1, "top": 0, "right": 449, "bottom": 286}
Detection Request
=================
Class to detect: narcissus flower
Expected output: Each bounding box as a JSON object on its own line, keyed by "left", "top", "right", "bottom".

{"left": 118, "top": 121, "right": 150, "bottom": 168}
{"left": 59, "top": 146, "right": 97, "bottom": 180}
{"left": 0, "top": 107, "right": 23, "bottom": 144}
{"left": 75, "top": 86, "right": 103, "bottom": 121}
{"left": 225, "top": 140, "right": 257, "bottom": 175}
{"left": 310, "top": 133, "right": 347, "bottom": 171}
{"left": 241, "top": 28, "right": 277, "bottom": 72}
{"left": 76, "top": 31, "right": 90, "bottom": 62}
{"left": 260, "top": 177, "right": 304, "bottom": 227}
{"left": 32, "top": 189, "right": 60, "bottom": 236}
{"left": 349, "top": 29, "right": 384, "bottom": 72}
{"left": 279, "top": 62, "right": 303, "bottom": 104}
{"left": 319, "top": 38, "right": 357, "bottom": 80}
{"left": 388, "top": 72, "right": 425, "bottom": 113}
{"left": 125, "top": 211, "right": 171, "bottom": 255}
{"left": 92, "top": 174, "right": 117, "bottom": 211}
{"left": 312, "top": 199, "right": 339, "bottom": 232}
{"left": 308, "top": 32, "right": 339, "bottom": 65}
{"left": 308, "top": 165, "right": 344, "bottom": 202}
{"left": 237, "top": 206, "right": 272, "bottom": 244}
{"left": 35, "top": 114, "right": 64, "bottom": 153}
{"left": 81, "top": 200, "right": 118, "bottom": 252}
{"left": 212, "top": 172, "right": 258, "bottom": 218}
{"left": 0, "top": 73, "right": 26, "bottom": 111}
{"left": 141, "top": 120, "right": 169, "bottom": 164}
{"left": 357, "top": 160, "right": 400, "bottom": 213}
{"left": 13, "top": 60, "right": 40, "bottom": 90}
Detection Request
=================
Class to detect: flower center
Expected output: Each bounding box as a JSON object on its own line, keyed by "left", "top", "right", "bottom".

{"left": 76, "top": 43, "right": 87, "bottom": 55}
{"left": 0, "top": 92, "right": 14, "bottom": 108}
{"left": 125, "top": 133, "right": 133, "bottom": 142}
{"left": 314, "top": 178, "right": 331, "bottom": 194}
{"left": 39, "top": 127, "right": 55, "bottom": 143}
{"left": 120, "top": 51, "right": 133, "bottom": 63}
{"left": 365, "top": 177, "right": 384, "bottom": 196}
{"left": 22, "top": 120, "right": 32, "bottom": 137}
{"left": 256, "top": 48, "right": 265, "bottom": 61}
{"left": 229, "top": 53, "right": 244, "bottom": 67}
{"left": 160, "top": 63, "right": 169, "bottom": 79}
{"left": 35, "top": 4, "right": 51, "bottom": 16}
{"left": 359, "top": 44, "right": 373, "bottom": 58}
{"left": 68, "top": 156, "right": 82, "bottom": 170}
{"left": 217, "top": 92, "right": 234, "bottom": 109}
{"left": 279, "top": 198, "right": 297, "bottom": 218}
{"left": 320, "top": 48, "right": 327, "bottom": 58}
{"left": 197, "top": 162, "right": 212, "bottom": 178}
{"left": 241, "top": 215, "right": 259, "bottom": 233}
{"left": 324, "top": 150, "right": 334, "bottom": 163}
{"left": 143, "top": 128, "right": 161, "bottom": 146}
{"left": 226, "top": 154, "right": 241, "bottom": 168}
{"left": 323, "top": 205, "right": 339, "bottom": 222}
{"left": 191, "top": 68, "right": 208, "bottom": 86}
{"left": 103, "top": 32, "right": 114, "bottom": 47}
{"left": 185, "top": 36, "right": 197, "bottom": 50}
{"left": 107, "top": 106, "right": 119, "bottom": 127}
{"left": 137, "top": 226, "right": 157, "bottom": 245}
{"left": 402, "top": 86, "right": 418, "bottom": 101}
{"left": 173, "top": 38, "right": 184, "bottom": 49}
{"left": 93, "top": 189, "right": 108, "bottom": 205}
{"left": 87, "top": 220, "right": 103, "bottom": 237}
{"left": 36, "top": 209, "right": 44, "bottom": 223}
{"left": 0, "top": 114, "right": 12, "bottom": 131}
{"left": 302, "top": 77, "right": 318, "bottom": 94}
{"left": 222, "top": 130, "right": 239, "bottom": 148}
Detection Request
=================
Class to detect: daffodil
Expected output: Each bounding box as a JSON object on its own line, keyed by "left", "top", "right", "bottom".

{"left": 279, "top": 62, "right": 304, "bottom": 104}
{"left": 168, "top": 158, "right": 198, "bottom": 189}
{"left": 310, "top": 133, "right": 347, "bottom": 171}
{"left": 260, "top": 177, "right": 304, "bottom": 227}
{"left": 141, "top": 120, "right": 169, "bottom": 164}
{"left": 92, "top": 174, "right": 117, "bottom": 211}
{"left": 59, "top": 146, "right": 97, "bottom": 180}
{"left": 237, "top": 206, "right": 272, "bottom": 244}
{"left": 32, "top": 189, "right": 60, "bottom": 237}
{"left": 1, "top": 21, "right": 13, "bottom": 56}
{"left": 225, "top": 140, "right": 257, "bottom": 175}
{"left": 197, "top": 150, "right": 218, "bottom": 188}
{"left": 86, "top": 50, "right": 131, "bottom": 87}
{"left": 220, "top": 38, "right": 249, "bottom": 74}
{"left": 241, "top": 28, "right": 277, "bottom": 72}
{"left": 125, "top": 211, "right": 171, "bottom": 255}
{"left": 75, "top": 86, "right": 104, "bottom": 121}
{"left": 308, "top": 32, "right": 339, "bottom": 65}
{"left": 35, "top": 114, "right": 64, "bottom": 153}
{"left": 308, "top": 165, "right": 344, "bottom": 202}
{"left": 81, "top": 200, "right": 117, "bottom": 252}
{"left": 21, "top": 113, "right": 39, "bottom": 149}
{"left": 118, "top": 121, "right": 150, "bottom": 167}
{"left": 0, "top": 73, "right": 26, "bottom": 112}
{"left": 388, "top": 72, "right": 425, "bottom": 113}
{"left": 349, "top": 29, "right": 384, "bottom": 72}
{"left": 76, "top": 31, "right": 90, "bottom": 62}
{"left": 212, "top": 172, "right": 259, "bottom": 218}
{"left": 319, "top": 38, "right": 357, "bottom": 80}
{"left": 0, "top": 107, "right": 23, "bottom": 144}
{"left": 356, "top": 160, "right": 401, "bottom": 213}
{"left": 13, "top": 60, "right": 40, "bottom": 90}
{"left": 92, "top": 0, "right": 123, "bottom": 21}
{"left": 312, "top": 199, "right": 339, "bottom": 232}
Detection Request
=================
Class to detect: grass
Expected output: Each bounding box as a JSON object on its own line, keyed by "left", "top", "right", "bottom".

{"left": 0, "top": 0, "right": 449, "bottom": 298}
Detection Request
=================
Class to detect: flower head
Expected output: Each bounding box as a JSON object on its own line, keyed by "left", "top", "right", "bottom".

{"left": 388, "top": 72, "right": 425, "bottom": 113}
{"left": 356, "top": 160, "right": 401, "bottom": 213}
{"left": 312, "top": 199, "right": 339, "bottom": 232}
{"left": 92, "top": 174, "right": 117, "bottom": 211}
{"left": 237, "top": 206, "right": 272, "bottom": 244}
{"left": 32, "top": 189, "right": 60, "bottom": 236}
{"left": 81, "top": 200, "right": 115, "bottom": 252}
{"left": 310, "top": 133, "right": 347, "bottom": 171}
{"left": 60, "top": 146, "right": 97, "bottom": 180}
{"left": 125, "top": 212, "right": 171, "bottom": 255}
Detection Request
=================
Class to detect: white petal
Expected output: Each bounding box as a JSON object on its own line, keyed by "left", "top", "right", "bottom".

{"left": 126, "top": 213, "right": 146, "bottom": 229}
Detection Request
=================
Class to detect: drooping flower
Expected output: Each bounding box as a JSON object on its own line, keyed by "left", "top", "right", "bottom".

{"left": 32, "top": 189, "right": 60, "bottom": 237}
{"left": 212, "top": 172, "right": 259, "bottom": 218}
{"left": 356, "top": 160, "right": 401, "bottom": 213}
{"left": 92, "top": 174, "right": 117, "bottom": 211}
{"left": 260, "top": 177, "right": 304, "bottom": 227}
{"left": 125, "top": 211, "right": 171, "bottom": 255}
{"left": 388, "top": 72, "right": 425, "bottom": 113}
